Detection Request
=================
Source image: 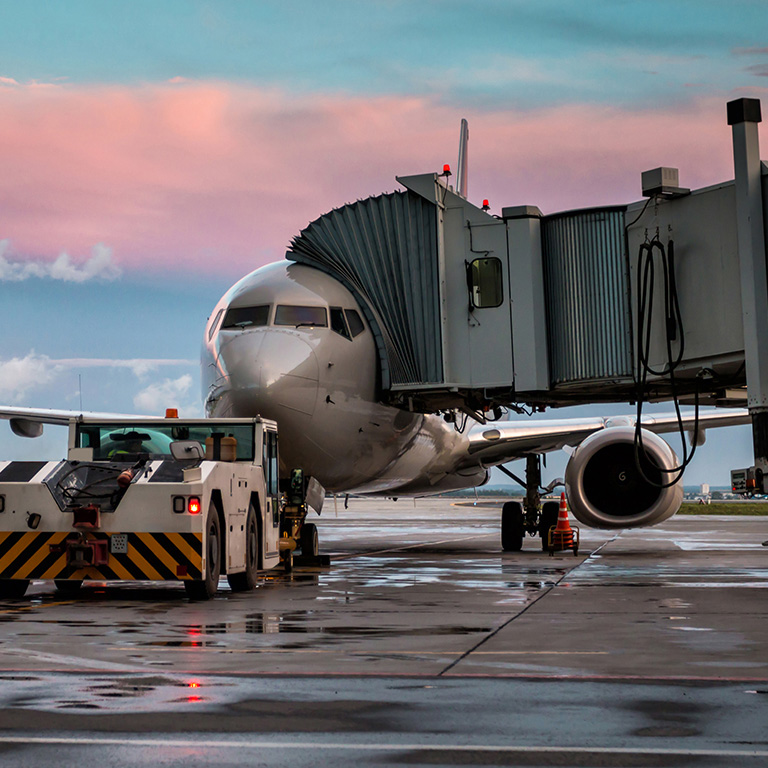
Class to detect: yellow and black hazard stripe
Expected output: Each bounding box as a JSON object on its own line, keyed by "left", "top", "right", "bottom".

{"left": 0, "top": 531, "right": 202, "bottom": 582}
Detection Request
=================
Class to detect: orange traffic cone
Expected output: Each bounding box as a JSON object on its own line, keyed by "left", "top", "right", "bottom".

{"left": 549, "top": 492, "right": 579, "bottom": 555}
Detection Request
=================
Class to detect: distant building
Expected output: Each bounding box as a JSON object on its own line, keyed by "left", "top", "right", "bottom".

{"left": 700, "top": 483, "right": 710, "bottom": 496}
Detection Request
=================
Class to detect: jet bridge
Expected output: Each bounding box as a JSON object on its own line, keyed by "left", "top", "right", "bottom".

{"left": 287, "top": 99, "right": 766, "bottom": 440}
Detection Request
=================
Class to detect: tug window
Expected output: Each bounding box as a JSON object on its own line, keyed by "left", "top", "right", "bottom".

{"left": 330, "top": 307, "right": 351, "bottom": 339}
{"left": 221, "top": 305, "right": 270, "bottom": 329}
{"left": 274, "top": 305, "right": 328, "bottom": 327}
{"left": 468, "top": 258, "right": 503, "bottom": 308}
{"left": 344, "top": 309, "right": 365, "bottom": 338}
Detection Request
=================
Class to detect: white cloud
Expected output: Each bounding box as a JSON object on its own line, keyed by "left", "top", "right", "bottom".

{"left": 0, "top": 353, "right": 196, "bottom": 404}
{"left": 133, "top": 374, "right": 201, "bottom": 417}
{"left": 0, "top": 241, "right": 122, "bottom": 282}
{"left": 56, "top": 358, "right": 197, "bottom": 378}
{"left": 0, "top": 353, "right": 60, "bottom": 403}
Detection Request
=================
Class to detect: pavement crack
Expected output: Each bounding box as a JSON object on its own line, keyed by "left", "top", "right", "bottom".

{"left": 437, "top": 533, "right": 621, "bottom": 676}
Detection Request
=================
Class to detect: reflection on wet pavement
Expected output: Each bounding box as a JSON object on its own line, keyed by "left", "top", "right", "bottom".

{"left": 0, "top": 498, "right": 765, "bottom": 689}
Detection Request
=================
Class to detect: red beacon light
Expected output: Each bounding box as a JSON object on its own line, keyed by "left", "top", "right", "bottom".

{"left": 482, "top": 199, "right": 490, "bottom": 211}
{"left": 442, "top": 164, "right": 451, "bottom": 177}
{"left": 166, "top": 408, "right": 179, "bottom": 418}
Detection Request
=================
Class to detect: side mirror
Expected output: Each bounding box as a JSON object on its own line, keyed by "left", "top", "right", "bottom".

{"left": 170, "top": 440, "right": 205, "bottom": 461}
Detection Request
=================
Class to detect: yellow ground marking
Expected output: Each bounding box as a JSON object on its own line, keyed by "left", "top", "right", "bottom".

{"left": 0, "top": 600, "right": 78, "bottom": 615}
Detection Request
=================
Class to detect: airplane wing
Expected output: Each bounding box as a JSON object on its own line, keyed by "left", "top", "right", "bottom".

{"left": 0, "top": 406, "right": 154, "bottom": 435}
{"left": 461, "top": 408, "right": 751, "bottom": 468}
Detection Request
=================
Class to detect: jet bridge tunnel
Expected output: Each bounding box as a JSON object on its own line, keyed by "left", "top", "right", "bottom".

{"left": 287, "top": 99, "right": 767, "bottom": 462}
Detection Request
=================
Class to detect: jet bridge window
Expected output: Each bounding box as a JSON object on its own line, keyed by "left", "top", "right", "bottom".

{"left": 221, "top": 305, "right": 270, "bottom": 330}
{"left": 468, "top": 257, "right": 503, "bottom": 308}
{"left": 274, "top": 305, "right": 328, "bottom": 327}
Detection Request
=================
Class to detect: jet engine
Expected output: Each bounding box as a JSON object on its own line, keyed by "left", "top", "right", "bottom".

{"left": 564, "top": 426, "right": 684, "bottom": 529}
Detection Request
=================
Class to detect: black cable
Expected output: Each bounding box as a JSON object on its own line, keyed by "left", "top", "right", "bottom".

{"left": 633, "top": 235, "right": 700, "bottom": 488}
{"left": 624, "top": 195, "right": 653, "bottom": 233}
{"left": 453, "top": 411, "right": 469, "bottom": 434}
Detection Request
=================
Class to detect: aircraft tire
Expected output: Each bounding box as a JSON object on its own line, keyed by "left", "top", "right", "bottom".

{"left": 228, "top": 507, "right": 259, "bottom": 592}
{"left": 0, "top": 579, "right": 29, "bottom": 599}
{"left": 300, "top": 522, "right": 319, "bottom": 557}
{"left": 186, "top": 508, "right": 222, "bottom": 600}
{"left": 501, "top": 501, "right": 524, "bottom": 551}
{"left": 539, "top": 501, "right": 560, "bottom": 551}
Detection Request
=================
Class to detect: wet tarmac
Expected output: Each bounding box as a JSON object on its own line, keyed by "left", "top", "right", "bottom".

{"left": 0, "top": 497, "right": 766, "bottom": 766}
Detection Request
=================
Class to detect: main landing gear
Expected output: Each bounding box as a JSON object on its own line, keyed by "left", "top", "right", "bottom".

{"left": 499, "top": 454, "right": 562, "bottom": 552}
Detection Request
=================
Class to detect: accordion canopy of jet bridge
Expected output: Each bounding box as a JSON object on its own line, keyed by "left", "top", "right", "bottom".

{"left": 288, "top": 170, "right": 751, "bottom": 414}
{"left": 288, "top": 189, "right": 444, "bottom": 391}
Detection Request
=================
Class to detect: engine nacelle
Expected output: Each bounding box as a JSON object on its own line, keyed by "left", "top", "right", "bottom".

{"left": 564, "top": 427, "right": 684, "bottom": 529}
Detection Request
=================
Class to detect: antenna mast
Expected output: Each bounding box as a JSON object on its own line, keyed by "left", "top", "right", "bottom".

{"left": 456, "top": 118, "right": 469, "bottom": 198}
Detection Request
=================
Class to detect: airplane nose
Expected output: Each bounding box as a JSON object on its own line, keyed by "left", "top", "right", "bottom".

{"left": 217, "top": 330, "right": 320, "bottom": 416}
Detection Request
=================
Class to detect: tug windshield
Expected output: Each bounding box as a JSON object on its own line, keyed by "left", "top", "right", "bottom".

{"left": 76, "top": 423, "right": 256, "bottom": 461}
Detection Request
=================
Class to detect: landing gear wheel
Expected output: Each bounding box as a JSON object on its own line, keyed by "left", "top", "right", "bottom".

{"left": 539, "top": 501, "right": 559, "bottom": 551}
{"left": 300, "top": 522, "right": 319, "bottom": 558}
{"left": 501, "top": 501, "right": 524, "bottom": 551}
{"left": 0, "top": 580, "right": 29, "bottom": 599}
{"left": 54, "top": 580, "right": 83, "bottom": 594}
{"left": 185, "top": 510, "right": 221, "bottom": 600}
{"left": 228, "top": 507, "right": 259, "bottom": 592}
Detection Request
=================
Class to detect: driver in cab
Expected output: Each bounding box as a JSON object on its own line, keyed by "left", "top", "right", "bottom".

{"left": 108, "top": 431, "right": 151, "bottom": 460}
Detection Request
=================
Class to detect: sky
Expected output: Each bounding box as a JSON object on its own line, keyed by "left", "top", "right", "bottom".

{"left": 0, "top": 0, "right": 766, "bottom": 484}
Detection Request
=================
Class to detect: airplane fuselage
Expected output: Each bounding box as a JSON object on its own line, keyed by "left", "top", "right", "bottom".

{"left": 202, "top": 262, "right": 488, "bottom": 495}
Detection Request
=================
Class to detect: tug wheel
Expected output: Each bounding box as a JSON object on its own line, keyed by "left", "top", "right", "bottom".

{"left": 228, "top": 506, "right": 259, "bottom": 592}
{"left": 186, "top": 509, "right": 222, "bottom": 600}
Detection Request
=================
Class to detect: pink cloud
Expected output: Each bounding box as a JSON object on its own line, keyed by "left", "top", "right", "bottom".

{"left": 0, "top": 81, "right": 764, "bottom": 277}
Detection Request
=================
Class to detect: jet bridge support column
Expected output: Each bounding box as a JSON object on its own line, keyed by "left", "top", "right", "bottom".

{"left": 729, "top": 98, "right": 768, "bottom": 473}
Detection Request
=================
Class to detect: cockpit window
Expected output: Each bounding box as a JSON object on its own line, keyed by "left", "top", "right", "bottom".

{"left": 330, "top": 307, "right": 350, "bottom": 339}
{"left": 274, "top": 305, "right": 328, "bottom": 327}
{"left": 221, "top": 305, "right": 270, "bottom": 329}
{"left": 344, "top": 309, "right": 365, "bottom": 338}
{"left": 207, "top": 308, "right": 224, "bottom": 340}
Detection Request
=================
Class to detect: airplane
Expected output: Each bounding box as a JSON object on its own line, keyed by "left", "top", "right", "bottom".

{"left": 198, "top": 255, "right": 749, "bottom": 543}
{"left": 0, "top": 122, "right": 752, "bottom": 553}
